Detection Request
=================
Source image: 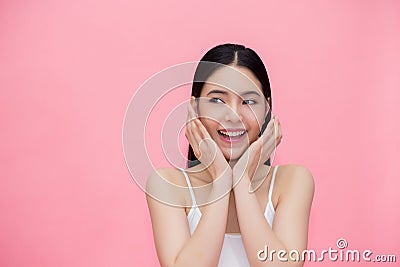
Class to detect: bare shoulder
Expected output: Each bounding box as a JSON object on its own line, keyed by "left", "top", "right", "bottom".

{"left": 146, "top": 167, "right": 188, "bottom": 207}
{"left": 147, "top": 167, "right": 188, "bottom": 186}
{"left": 275, "top": 164, "right": 315, "bottom": 198}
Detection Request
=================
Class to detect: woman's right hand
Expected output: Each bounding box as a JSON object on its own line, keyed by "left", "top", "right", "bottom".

{"left": 185, "top": 97, "right": 231, "bottom": 181}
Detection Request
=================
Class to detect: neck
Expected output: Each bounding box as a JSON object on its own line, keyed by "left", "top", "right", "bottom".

{"left": 228, "top": 159, "right": 238, "bottom": 169}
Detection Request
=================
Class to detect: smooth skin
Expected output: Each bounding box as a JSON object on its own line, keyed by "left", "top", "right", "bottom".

{"left": 146, "top": 65, "right": 314, "bottom": 267}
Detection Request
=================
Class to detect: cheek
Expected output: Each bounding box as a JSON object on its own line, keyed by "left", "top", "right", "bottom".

{"left": 199, "top": 118, "right": 220, "bottom": 134}
{"left": 243, "top": 111, "right": 265, "bottom": 140}
{"left": 243, "top": 110, "right": 264, "bottom": 130}
{"left": 198, "top": 103, "right": 227, "bottom": 122}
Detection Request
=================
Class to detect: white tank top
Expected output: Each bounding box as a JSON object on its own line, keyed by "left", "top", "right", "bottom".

{"left": 183, "top": 166, "right": 278, "bottom": 267}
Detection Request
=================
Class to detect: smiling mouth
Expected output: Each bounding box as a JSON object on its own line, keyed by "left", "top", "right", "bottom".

{"left": 217, "top": 129, "right": 247, "bottom": 142}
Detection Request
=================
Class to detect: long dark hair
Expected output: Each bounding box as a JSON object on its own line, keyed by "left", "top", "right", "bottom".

{"left": 187, "top": 43, "right": 272, "bottom": 167}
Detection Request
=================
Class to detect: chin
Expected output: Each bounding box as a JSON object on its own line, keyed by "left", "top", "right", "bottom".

{"left": 221, "top": 147, "right": 247, "bottom": 162}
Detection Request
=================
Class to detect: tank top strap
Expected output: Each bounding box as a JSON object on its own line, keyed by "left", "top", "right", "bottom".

{"left": 182, "top": 170, "right": 198, "bottom": 207}
{"left": 268, "top": 166, "right": 279, "bottom": 204}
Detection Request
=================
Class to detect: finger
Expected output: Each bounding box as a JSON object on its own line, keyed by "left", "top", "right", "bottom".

{"left": 273, "top": 117, "right": 280, "bottom": 145}
{"left": 252, "top": 139, "right": 264, "bottom": 163}
{"left": 186, "top": 100, "right": 199, "bottom": 138}
{"left": 185, "top": 114, "right": 208, "bottom": 154}
{"left": 185, "top": 123, "right": 200, "bottom": 157}
{"left": 244, "top": 139, "right": 264, "bottom": 173}
{"left": 187, "top": 100, "right": 196, "bottom": 121}
{"left": 186, "top": 107, "right": 193, "bottom": 128}
{"left": 185, "top": 113, "right": 195, "bottom": 138}
{"left": 260, "top": 116, "right": 275, "bottom": 141}
{"left": 191, "top": 120, "right": 204, "bottom": 143}
{"left": 189, "top": 118, "right": 213, "bottom": 157}
{"left": 257, "top": 116, "right": 278, "bottom": 161}
{"left": 186, "top": 116, "right": 201, "bottom": 142}
{"left": 278, "top": 118, "right": 283, "bottom": 139}
{"left": 194, "top": 117, "right": 212, "bottom": 140}
{"left": 190, "top": 131, "right": 216, "bottom": 164}
{"left": 274, "top": 116, "right": 282, "bottom": 143}
{"left": 185, "top": 117, "right": 203, "bottom": 159}
{"left": 188, "top": 101, "right": 209, "bottom": 140}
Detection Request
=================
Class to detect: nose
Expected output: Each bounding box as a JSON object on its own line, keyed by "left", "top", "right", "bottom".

{"left": 224, "top": 103, "right": 242, "bottom": 124}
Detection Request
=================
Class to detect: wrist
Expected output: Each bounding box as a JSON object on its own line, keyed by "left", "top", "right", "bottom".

{"left": 210, "top": 165, "right": 232, "bottom": 181}
{"left": 209, "top": 173, "right": 232, "bottom": 201}
{"left": 232, "top": 173, "right": 251, "bottom": 191}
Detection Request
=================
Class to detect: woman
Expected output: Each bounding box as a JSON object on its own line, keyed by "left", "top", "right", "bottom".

{"left": 146, "top": 43, "right": 314, "bottom": 267}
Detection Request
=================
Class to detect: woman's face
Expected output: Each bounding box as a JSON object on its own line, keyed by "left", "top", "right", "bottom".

{"left": 196, "top": 65, "right": 269, "bottom": 162}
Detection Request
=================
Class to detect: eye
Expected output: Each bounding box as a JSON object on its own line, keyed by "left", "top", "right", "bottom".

{"left": 243, "top": 99, "right": 257, "bottom": 105}
{"left": 209, "top": 97, "right": 225, "bottom": 104}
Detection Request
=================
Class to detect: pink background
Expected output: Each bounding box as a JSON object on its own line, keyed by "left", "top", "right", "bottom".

{"left": 1, "top": 0, "right": 399, "bottom": 266}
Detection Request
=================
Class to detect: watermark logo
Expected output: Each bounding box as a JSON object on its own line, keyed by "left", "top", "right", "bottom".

{"left": 257, "top": 238, "right": 396, "bottom": 263}
{"left": 336, "top": 238, "right": 348, "bottom": 249}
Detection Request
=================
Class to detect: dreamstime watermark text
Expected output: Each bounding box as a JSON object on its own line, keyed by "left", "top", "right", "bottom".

{"left": 257, "top": 238, "right": 396, "bottom": 263}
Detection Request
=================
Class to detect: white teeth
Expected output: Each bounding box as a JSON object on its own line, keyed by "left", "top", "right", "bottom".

{"left": 219, "top": 130, "right": 245, "bottom": 137}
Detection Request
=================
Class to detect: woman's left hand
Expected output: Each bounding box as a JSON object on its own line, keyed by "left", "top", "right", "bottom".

{"left": 232, "top": 115, "right": 282, "bottom": 185}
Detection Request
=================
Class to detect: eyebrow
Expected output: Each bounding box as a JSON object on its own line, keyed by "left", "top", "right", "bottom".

{"left": 206, "top": 89, "right": 261, "bottom": 97}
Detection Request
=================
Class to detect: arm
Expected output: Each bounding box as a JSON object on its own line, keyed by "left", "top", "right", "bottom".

{"left": 147, "top": 98, "right": 236, "bottom": 266}
{"left": 146, "top": 169, "right": 232, "bottom": 267}
{"left": 233, "top": 165, "right": 314, "bottom": 267}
